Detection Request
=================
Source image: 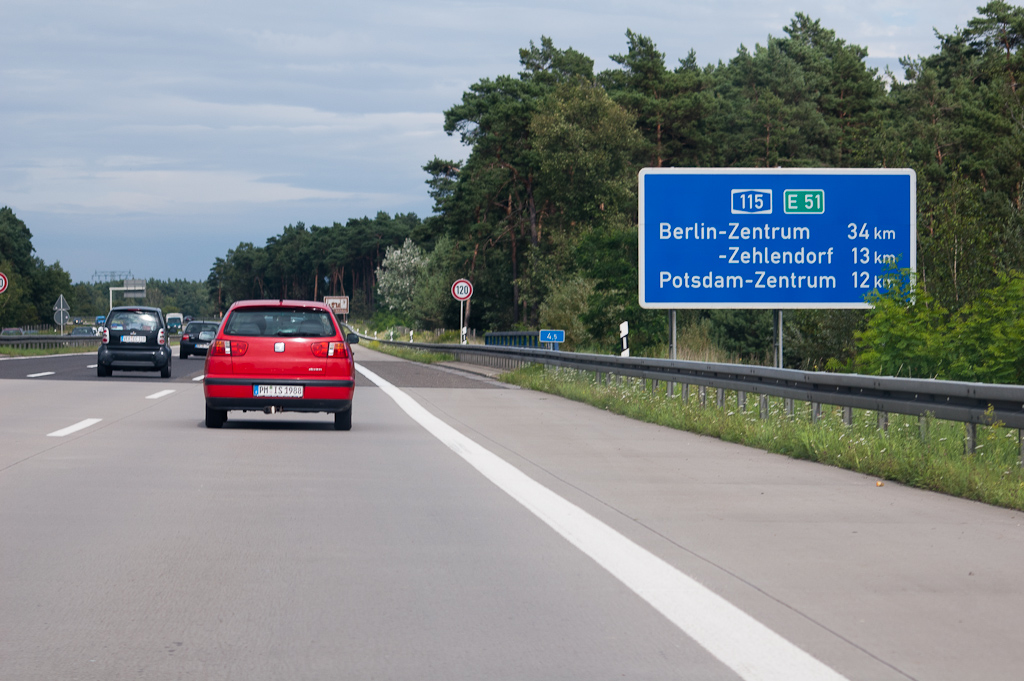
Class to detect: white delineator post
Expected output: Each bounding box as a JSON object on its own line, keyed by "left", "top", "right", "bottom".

{"left": 620, "top": 321, "right": 629, "bottom": 357}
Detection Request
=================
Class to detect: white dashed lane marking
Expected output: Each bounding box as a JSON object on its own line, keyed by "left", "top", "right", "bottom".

{"left": 146, "top": 390, "right": 176, "bottom": 400}
{"left": 47, "top": 418, "right": 102, "bottom": 438}
{"left": 27, "top": 372, "right": 55, "bottom": 378}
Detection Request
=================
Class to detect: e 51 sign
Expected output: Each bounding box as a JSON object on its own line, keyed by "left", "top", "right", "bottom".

{"left": 638, "top": 168, "right": 916, "bottom": 309}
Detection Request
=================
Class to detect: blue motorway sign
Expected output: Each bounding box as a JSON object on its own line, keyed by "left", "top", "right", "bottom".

{"left": 638, "top": 168, "right": 916, "bottom": 309}
{"left": 539, "top": 329, "right": 565, "bottom": 343}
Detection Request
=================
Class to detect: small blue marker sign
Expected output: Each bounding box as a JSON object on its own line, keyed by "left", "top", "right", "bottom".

{"left": 539, "top": 329, "right": 565, "bottom": 343}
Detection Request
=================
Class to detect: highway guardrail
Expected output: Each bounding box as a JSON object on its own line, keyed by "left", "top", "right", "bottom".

{"left": 0, "top": 335, "right": 103, "bottom": 351}
{"left": 364, "top": 336, "right": 1024, "bottom": 457}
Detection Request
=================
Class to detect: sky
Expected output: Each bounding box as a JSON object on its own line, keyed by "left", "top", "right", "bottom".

{"left": 1, "top": 0, "right": 985, "bottom": 283}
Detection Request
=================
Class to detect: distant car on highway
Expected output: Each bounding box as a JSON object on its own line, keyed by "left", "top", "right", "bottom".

{"left": 166, "top": 312, "right": 183, "bottom": 335}
{"left": 179, "top": 320, "right": 220, "bottom": 359}
{"left": 69, "top": 326, "right": 96, "bottom": 337}
{"left": 203, "top": 299, "right": 357, "bottom": 429}
{"left": 96, "top": 306, "right": 172, "bottom": 378}
{"left": 1, "top": 327, "right": 25, "bottom": 336}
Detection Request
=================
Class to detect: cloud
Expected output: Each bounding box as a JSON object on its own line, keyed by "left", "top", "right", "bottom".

{"left": 6, "top": 162, "right": 378, "bottom": 213}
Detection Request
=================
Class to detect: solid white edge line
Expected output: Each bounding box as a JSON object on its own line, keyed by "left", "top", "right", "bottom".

{"left": 27, "top": 371, "right": 56, "bottom": 378}
{"left": 47, "top": 418, "right": 102, "bottom": 438}
{"left": 354, "top": 362, "right": 849, "bottom": 681}
{"left": 145, "top": 389, "right": 176, "bottom": 400}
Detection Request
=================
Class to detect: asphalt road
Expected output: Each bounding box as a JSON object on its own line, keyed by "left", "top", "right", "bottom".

{"left": 2, "top": 346, "right": 1024, "bottom": 680}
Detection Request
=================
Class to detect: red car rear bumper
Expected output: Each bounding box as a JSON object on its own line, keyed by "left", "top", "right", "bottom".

{"left": 204, "top": 377, "right": 354, "bottom": 413}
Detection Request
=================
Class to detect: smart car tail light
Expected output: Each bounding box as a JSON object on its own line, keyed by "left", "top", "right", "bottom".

{"left": 157, "top": 329, "right": 166, "bottom": 346}
{"left": 310, "top": 341, "right": 349, "bottom": 359}
{"left": 102, "top": 328, "right": 109, "bottom": 344}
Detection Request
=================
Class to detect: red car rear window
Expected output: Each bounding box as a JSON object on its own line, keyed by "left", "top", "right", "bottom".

{"left": 223, "top": 308, "right": 336, "bottom": 338}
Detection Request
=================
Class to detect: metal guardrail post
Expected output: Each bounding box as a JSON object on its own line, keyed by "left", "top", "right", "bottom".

{"left": 716, "top": 388, "right": 724, "bottom": 408}
{"left": 699, "top": 386, "right": 707, "bottom": 407}
{"left": 843, "top": 406, "right": 853, "bottom": 426}
{"left": 738, "top": 391, "right": 746, "bottom": 412}
{"left": 760, "top": 394, "right": 769, "bottom": 420}
{"left": 966, "top": 423, "right": 977, "bottom": 454}
{"left": 878, "top": 411, "right": 889, "bottom": 433}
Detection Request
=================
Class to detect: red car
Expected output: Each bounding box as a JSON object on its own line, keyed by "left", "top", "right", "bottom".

{"left": 203, "top": 300, "right": 358, "bottom": 430}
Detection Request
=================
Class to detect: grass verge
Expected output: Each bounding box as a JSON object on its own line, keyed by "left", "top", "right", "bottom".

{"left": 363, "top": 340, "right": 454, "bottom": 364}
{"left": 359, "top": 343, "right": 1024, "bottom": 511}
{"left": 501, "top": 365, "right": 1024, "bottom": 512}
{"left": 0, "top": 345, "right": 99, "bottom": 358}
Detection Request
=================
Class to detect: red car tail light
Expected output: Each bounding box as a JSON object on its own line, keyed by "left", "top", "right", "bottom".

{"left": 158, "top": 329, "right": 166, "bottom": 346}
{"left": 212, "top": 340, "right": 248, "bottom": 356}
{"left": 311, "top": 341, "right": 349, "bottom": 359}
{"left": 101, "top": 328, "right": 109, "bottom": 344}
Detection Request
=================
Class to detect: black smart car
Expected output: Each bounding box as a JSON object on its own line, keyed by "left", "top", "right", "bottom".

{"left": 179, "top": 320, "right": 220, "bottom": 359}
{"left": 97, "top": 306, "right": 172, "bottom": 378}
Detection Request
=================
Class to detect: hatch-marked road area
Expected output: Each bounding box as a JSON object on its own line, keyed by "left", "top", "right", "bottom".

{"left": 2, "top": 345, "right": 1024, "bottom": 680}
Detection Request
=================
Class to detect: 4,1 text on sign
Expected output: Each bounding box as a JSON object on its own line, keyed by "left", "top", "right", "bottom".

{"left": 639, "top": 168, "right": 916, "bottom": 309}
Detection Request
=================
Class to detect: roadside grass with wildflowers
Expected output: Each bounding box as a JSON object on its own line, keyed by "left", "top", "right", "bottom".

{"left": 363, "top": 340, "right": 454, "bottom": 364}
{"left": 502, "top": 364, "right": 1024, "bottom": 512}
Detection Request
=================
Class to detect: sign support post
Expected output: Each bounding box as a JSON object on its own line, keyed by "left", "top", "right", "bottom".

{"left": 451, "top": 279, "right": 473, "bottom": 345}
{"left": 775, "top": 310, "right": 784, "bottom": 369}
{"left": 669, "top": 311, "right": 676, "bottom": 360}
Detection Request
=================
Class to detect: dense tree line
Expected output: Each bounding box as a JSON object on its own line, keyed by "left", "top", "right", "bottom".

{"left": 388, "top": 2, "right": 1023, "bottom": 372}
{"left": 206, "top": 213, "right": 422, "bottom": 319}
{"left": 8, "top": 3, "right": 1021, "bottom": 380}
{"left": 204, "top": 3, "right": 1024, "bottom": 375}
{"left": 0, "top": 207, "right": 72, "bottom": 328}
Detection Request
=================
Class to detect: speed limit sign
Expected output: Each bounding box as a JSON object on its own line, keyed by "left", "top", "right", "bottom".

{"left": 451, "top": 279, "right": 473, "bottom": 301}
{"left": 0, "top": 271, "right": 7, "bottom": 294}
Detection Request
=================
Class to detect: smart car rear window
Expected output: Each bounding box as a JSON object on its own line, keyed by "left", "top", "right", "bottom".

{"left": 107, "top": 311, "right": 160, "bottom": 332}
{"left": 224, "top": 308, "right": 335, "bottom": 337}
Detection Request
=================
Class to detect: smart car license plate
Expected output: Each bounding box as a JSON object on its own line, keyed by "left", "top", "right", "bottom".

{"left": 254, "top": 384, "right": 303, "bottom": 398}
{"left": 120, "top": 335, "right": 146, "bottom": 343}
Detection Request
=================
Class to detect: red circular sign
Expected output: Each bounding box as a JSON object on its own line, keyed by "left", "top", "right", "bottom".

{"left": 451, "top": 278, "right": 473, "bottom": 301}
{"left": 0, "top": 271, "right": 7, "bottom": 294}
